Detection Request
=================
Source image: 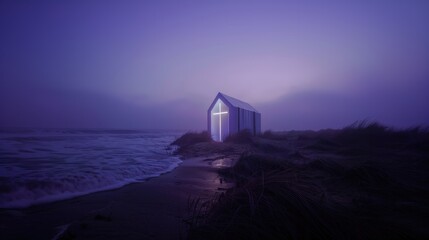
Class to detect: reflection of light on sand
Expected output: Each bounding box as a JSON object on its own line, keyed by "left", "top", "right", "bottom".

{"left": 212, "top": 158, "right": 233, "bottom": 168}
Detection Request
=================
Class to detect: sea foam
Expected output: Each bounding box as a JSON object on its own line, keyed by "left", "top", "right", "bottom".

{"left": 0, "top": 129, "right": 183, "bottom": 208}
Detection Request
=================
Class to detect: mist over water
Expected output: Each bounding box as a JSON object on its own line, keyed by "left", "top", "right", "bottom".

{"left": 0, "top": 129, "right": 183, "bottom": 208}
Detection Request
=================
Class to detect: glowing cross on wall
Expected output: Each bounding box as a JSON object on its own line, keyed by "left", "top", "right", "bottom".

{"left": 213, "top": 101, "right": 228, "bottom": 141}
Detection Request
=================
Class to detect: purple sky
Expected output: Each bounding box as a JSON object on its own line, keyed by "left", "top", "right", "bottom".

{"left": 1, "top": 0, "right": 428, "bottom": 130}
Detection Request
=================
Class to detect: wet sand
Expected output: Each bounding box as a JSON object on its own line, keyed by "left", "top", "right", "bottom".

{"left": 0, "top": 156, "right": 234, "bottom": 240}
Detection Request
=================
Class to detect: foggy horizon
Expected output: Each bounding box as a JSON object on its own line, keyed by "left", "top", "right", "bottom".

{"left": 1, "top": 1, "right": 429, "bottom": 131}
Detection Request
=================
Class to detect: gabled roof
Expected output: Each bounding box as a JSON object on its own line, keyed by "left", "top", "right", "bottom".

{"left": 217, "top": 92, "right": 259, "bottom": 112}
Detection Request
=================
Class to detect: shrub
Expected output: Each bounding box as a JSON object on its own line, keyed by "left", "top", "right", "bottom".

{"left": 224, "top": 130, "right": 254, "bottom": 144}
{"left": 171, "top": 131, "right": 212, "bottom": 147}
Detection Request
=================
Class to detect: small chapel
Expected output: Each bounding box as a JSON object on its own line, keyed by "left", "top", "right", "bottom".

{"left": 208, "top": 92, "right": 261, "bottom": 142}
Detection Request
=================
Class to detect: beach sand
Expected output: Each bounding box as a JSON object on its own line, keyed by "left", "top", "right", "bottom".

{"left": 0, "top": 156, "right": 236, "bottom": 240}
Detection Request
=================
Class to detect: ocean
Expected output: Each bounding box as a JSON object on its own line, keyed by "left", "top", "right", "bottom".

{"left": 0, "top": 129, "right": 184, "bottom": 208}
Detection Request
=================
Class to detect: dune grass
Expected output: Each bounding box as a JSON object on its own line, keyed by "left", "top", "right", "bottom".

{"left": 224, "top": 130, "right": 254, "bottom": 144}
{"left": 171, "top": 131, "right": 212, "bottom": 148}
{"left": 184, "top": 122, "right": 429, "bottom": 239}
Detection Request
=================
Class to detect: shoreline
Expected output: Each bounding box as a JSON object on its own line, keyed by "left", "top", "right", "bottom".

{"left": 0, "top": 159, "right": 183, "bottom": 210}
{"left": 0, "top": 155, "right": 235, "bottom": 240}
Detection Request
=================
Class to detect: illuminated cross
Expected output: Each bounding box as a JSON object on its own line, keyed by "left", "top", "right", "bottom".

{"left": 212, "top": 101, "right": 228, "bottom": 141}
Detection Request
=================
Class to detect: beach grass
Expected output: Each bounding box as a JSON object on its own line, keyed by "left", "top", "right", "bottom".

{"left": 172, "top": 131, "right": 212, "bottom": 148}
{"left": 179, "top": 122, "right": 429, "bottom": 239}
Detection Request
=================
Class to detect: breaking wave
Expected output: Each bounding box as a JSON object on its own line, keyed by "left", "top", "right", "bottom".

{"left": 0, "top": 129, "right": 183, "bottom": 208}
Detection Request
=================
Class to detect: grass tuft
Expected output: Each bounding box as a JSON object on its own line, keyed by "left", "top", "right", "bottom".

{"left": 171, "top": 131, "right": 212, "bottom": 148}
{"left": 224, "top": 130, "right": 254, "bottom": 144}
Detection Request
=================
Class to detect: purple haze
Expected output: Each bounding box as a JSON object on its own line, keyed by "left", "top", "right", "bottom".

{"left": 1, "top": 0, "right": 428, "bottom": 130}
